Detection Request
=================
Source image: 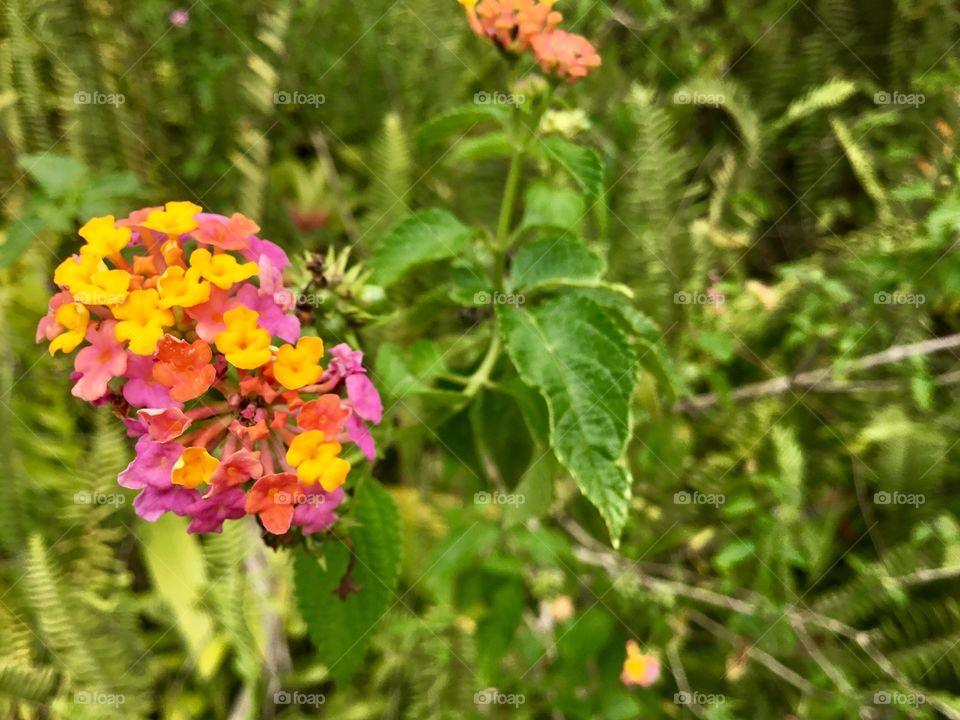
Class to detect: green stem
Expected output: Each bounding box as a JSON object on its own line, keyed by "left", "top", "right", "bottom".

{"left": 492, "top": 144, "right": 524, "bottom": 288}
{"left": 470, "top": 112, "right": 529, "bottom": 397}
{"left": 464, "top": 331, "right": 501, "bottom": 397}
{"left": 496, "top": 149, "right": 524, "bottom": 249}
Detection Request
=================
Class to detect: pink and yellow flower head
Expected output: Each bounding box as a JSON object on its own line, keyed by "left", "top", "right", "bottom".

{"left": 620, "top": 640, "right": 661, "bottom": 688}
{"left": 38, "top": 203, "right": 382, "bottom": 537}
{"left": 458, "top": 0, "right": 600, "bottom": 83}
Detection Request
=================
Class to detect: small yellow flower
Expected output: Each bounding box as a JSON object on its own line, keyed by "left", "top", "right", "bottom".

{"left": 189, "top": 248, "right": 258, "bottom": 289}
{"left": 54, "top": 253, "right": 103, "bottom": 292}
{"left": 285, "top": 430, "right": 350, "bottom": 490}
{"left": 157, "top": 266, "right": 211, "bottom": 308}
{"left": 172, "top": 447, "right": 220, "bottom": 489}
{"left": 76, "top": 269, "right": 131, "bottom": 305}
{"left": 47, "top": 303, "right": 90, "bottom": 355}
{"left": 273, "top": 336, "right": 325, "bottom": 389}
{"left": 214, "top": 306, "right": 271, "bottom": 369}
{"left": 54, "top": 254, "right": 131, "bottom": 305}
{"left": 78, "top": 215, "right": 131, "bottom": 256}
{"left": 142, "top": 200, "right": 203, "bottom": 236}
{"left": 112, "top": 288, "right": 175, "bottom": 355}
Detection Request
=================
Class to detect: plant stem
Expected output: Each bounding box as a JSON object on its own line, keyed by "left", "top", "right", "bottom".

{"left": 470, "top": 105, "right": 533, "bottom": 396}
{"left": 496, "top": 149, "right": 524, "bottom": 249}
{"left": 465, "top": 331, "right": 501, "bottom": 397}
{"left": 492, "top": 146, "right": 523, "bottom": 289}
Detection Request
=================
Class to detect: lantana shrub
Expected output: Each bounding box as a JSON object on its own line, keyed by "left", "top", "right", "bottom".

{"left": 36, "top": 0, "right": 662, "bottom": 696}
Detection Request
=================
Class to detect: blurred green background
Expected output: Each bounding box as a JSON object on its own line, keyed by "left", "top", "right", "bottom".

{"left": 3, "top": 0, "right": 960, "bottom": 718}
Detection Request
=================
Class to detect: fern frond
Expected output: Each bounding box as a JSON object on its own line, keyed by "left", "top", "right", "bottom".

{"left": 362, "top": 112, "right": 412, "bottom": 241}
{"left": 230, "top": 4, "right": 291, "bottom": 217}
{"left": 830, "top": 116, "right": 891, "bottom": 220}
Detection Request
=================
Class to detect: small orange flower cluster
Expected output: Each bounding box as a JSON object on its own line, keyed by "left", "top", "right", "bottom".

{"left": 38, "top": 202, "right": 383, "bottom": 537}
{"left": 459, "top": 0, "right": 601, "bottom": 82}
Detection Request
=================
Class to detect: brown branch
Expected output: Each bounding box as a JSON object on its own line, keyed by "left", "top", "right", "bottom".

{"left": 665, "top": 631, "right": 708, "bottom": 719}
{"left": 687, "top": 610, "right": 822, "bottom": 697}
{"left": 675, "top": 334, "right": 960, "bottom": 415}
{"left": 788, "top": 615, "right": 856, "bottom": 696}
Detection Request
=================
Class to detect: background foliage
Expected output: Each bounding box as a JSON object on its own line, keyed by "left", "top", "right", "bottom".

{"left": 2, "top": 0, "right": 960, "bottom": 718}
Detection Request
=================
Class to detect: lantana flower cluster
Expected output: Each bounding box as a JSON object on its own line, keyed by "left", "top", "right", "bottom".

{"left": 37, "top": 201, "right": 382, "bottom": 536}
{"left": 458, "top": 0, "right": 601, "bottom": 82}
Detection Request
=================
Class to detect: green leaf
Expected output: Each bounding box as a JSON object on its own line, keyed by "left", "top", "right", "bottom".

{"left": 475, "top": 581, "right": 525, "bottom": 680}
{"left": 139, "top": 514, "right": 215, "bottom": 664}
{"left": 17, "top": 154, "right": 87, "bottom": 197}
{"left": 573, "top": 288, "right": 660, "bottom": 339}
{"left": 927, "top": 202, "right": 960, "bottom": 241}
{"left": 0, "top": 216, "right": 44, "bottom": 269}
{"left": 508, "top": 236, "right": 606, "bottom": 292}
{"left": 499, "top": 295, "right": 638, "bottom": 544}
{"left": 557, "top": 607, "right": 613, "bottom": 661}
{"left": 504, "top": 451, "right": 557, "bottom": 526}
{"left": 520, "top": 182, "right": 586, "bottom": 232}
{"left": 415, "top": 104, "right": 509, "bottom": 153}
{"left": 448, "top": 132, "right": 514, "bottom": 162}
{"left": 595, "top": 292, "right": 687, "bottom": 403}
{"left": 537, "top": 138, "right": 604, "bottom": 199}
{"left": 295, "top": 477, "right": 401, "bottom": 684}
{"left": 469, "top": 390, "right": 534, "bottom": 485}
{"left": 375, "top": 340, "right": 447, "bottom": 398}
{"left": 503, "top": 377, "right": 551, "bottom": 447}
{"left": 696, "top": 329, "right": 735, "bottom": 362}
{"left": 448, "top": 263, "right": 490, "bottom": 306}
{"left": 370, "top": 209, "right": 474, "bottom": 288}
{"left": 714, "top": 539, "right": 756, "bottom": 573}
{"left": 76, "top": 172, "right": 144, "bottom": 217}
